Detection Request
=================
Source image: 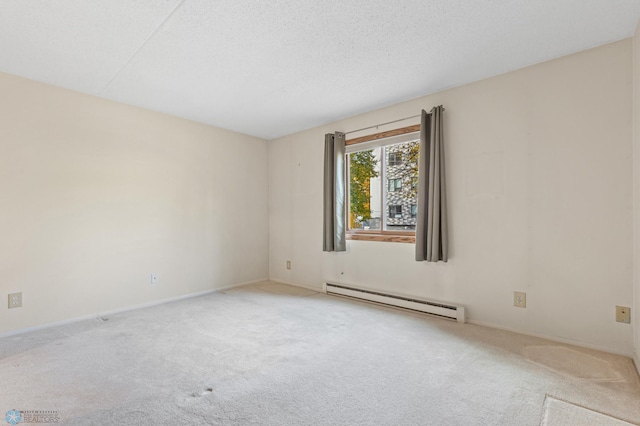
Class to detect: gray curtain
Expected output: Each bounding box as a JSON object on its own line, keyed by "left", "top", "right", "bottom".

{"left": 415, "top": 107, "right": 448, "bottom": 262}
{"left": 323, "top": 132, "right": 346, "bottom": 252}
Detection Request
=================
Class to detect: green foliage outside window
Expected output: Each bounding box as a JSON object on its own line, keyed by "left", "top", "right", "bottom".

{"left": 349, "top": 150, "right": 379, "bottom": 228}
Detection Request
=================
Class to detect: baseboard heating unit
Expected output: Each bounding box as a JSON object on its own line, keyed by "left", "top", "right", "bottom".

{"left": 325, "top": 283, "right": 465, "bottom": 323}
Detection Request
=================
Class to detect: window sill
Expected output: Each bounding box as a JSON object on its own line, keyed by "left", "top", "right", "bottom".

{"left": 346, "top": 233, "right": 415, "bottom": 244}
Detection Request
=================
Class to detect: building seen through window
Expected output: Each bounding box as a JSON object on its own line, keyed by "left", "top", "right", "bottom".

{"left": 347, "top": 139, "right": 419, "bottom": 232}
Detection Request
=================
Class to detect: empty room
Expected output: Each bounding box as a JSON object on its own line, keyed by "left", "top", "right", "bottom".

{"left": 2, "top": 1, "right": 640, "bottom": 425}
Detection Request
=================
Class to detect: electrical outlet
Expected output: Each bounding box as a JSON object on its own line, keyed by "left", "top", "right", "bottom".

{"left": 514, "top": 291, "right": 526, "bottom": 308}
{"left": 8, "top": 292, "right": 22, "bottom": 309}
{"left": 616, "top": 306, "right": 630, "bottom": 323}
{"left": 150, "top": 273, "right": 159, "bottom": 285}
{"left": 286, "top": 261, "right": 291, "bottom": 270}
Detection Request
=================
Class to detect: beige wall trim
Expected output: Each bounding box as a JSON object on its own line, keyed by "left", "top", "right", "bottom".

{"left": 468, "top": 319, "right": 634, "bottom": 359}
{"left": 0, "top": 278, "right": 268, "bottom": 340}
{"left": 268, "top": 278, "right": 324, "bottom": 292}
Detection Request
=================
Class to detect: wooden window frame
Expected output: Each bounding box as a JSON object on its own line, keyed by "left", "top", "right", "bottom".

{"left": 345, "top": 124, "right": 419, "bottom": 244}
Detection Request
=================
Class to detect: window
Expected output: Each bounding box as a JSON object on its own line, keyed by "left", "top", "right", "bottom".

{"left": 388, "top": 152, "right": 402, "bottom": 166}
{"left": 389, "top": 205, "right": 402, "bottom": 218}
{"left": 388, "top": 178, "right": 402, "bottom": 192}
{"left": 346, "top": 126, "right": 420, "bottom": 242}
{"left": 411, "top": 204, "right": 417, "bottom": 218}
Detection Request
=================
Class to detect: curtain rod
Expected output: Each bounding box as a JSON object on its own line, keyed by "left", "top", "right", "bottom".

{"left": 344, "top": 107, "right": 445, "bottom": 135}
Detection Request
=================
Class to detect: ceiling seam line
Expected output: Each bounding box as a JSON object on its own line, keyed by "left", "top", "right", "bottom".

{"left": 98, "top": 0, "right": 187, "bottom": 96}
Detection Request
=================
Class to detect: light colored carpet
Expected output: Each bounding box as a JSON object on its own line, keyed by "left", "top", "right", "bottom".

{"left": 541, "top": 396, "right": 636, "bottom": 425}
{"left": 1, "top": 281, "right": 639, "bottom": 425}
{"left": 523, "top": 346, "right": 623, "bottom": 381}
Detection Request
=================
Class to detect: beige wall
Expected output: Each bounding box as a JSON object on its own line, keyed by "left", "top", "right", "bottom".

{"left": 634, "top": 22, "right": 640, "bottom": 371}
{"left": 270, "top": 40, "right": 634, "bottom": 355}
{"left": 0, "top": 73, "right": 269, "bottom": 335}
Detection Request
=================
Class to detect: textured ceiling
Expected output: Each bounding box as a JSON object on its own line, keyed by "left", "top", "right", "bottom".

{"left": 1, "top": 1, "right": 640, "bottom": 139}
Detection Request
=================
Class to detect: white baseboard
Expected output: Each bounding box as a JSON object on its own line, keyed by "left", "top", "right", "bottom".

{"left": 468, "top": 319, "right": 633, "bottom": 358}
{"left": 268, "top": 278, "right": 323, "bottom": 292}
{"left": 216, "top": 278, "right": 270, "bottom": 291}
{"left": 273, "top": 279, "right": 634, "bottom": 359}
{"left": 0, "top": 278, "right": 268, "bottom": 340}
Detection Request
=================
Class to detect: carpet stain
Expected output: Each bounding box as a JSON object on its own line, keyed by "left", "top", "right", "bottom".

{"left": 523, "top": 346, "right": 623, "bottom": 381}
{"left": 541, "top": 395, "right": 635, "bottom": 425}
{"left": 191, "top": 387, "right": 214, "bottom": 398}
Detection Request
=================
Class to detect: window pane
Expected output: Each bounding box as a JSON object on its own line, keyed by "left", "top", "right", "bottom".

{"left": 389, "top": 152, "right": 402, "bottom": 166}
{"left": 389, "top": 205, "right": 402, "bottom": 217}
{"left": 384, "top": 140, "right": 420, "bottom": 231}
{"left": 388, "top": 178, "right": 402, "bottom": 192}
{"left": 348, "top": 148, "right": 381, "bottom": 230}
